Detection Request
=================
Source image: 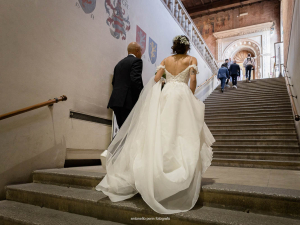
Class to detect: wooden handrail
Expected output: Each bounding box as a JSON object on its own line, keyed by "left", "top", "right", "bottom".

{"left": 0, "top": 95, "right": 67, "bottom": 120}
{"left": 284, "top": 69, "right": 299, "bottom": 121}
{"left": 195, "top": 74, "right": 216, "bottom": 90}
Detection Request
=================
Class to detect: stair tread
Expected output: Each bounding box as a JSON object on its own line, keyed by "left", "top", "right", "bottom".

{"left": 33, "top": 167, "right": 106, "bottom": 180}
{"left": 206, "top": 120, "right": 294, "bottom": 123}
{"left": 0, "top": 200, "right": 123, "bottom": 225}
{"left": 213, "top": 151, "right": 300, "bottom": 155}
{"left": 212, "top": 145, "right": 299, "bottom": 147}
{"left": 213, "top": 158, "right": 300, "bottom": 164}
{"left": 5, "top": 183, "right": 300, "bottom": 225}
{"left": 213, "top": 139, "right": 298, "bottom": 141}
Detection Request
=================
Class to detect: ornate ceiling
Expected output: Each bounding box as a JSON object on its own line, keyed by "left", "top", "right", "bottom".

{"left": 181, "top": 0, "right": 276, "bottom": 18}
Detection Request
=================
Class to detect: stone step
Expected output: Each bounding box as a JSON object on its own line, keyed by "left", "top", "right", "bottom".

{"left": 205, "top": 111, "right": 293, "bottom": 118}
{"left": 218, "top": 80, "right": 285, "bottom": 86}
{"left": 223, "top": 84, "right": 287, "bottom": 89}
{"left": 213, "top": 139, "right": 298, "bottom": 146}
{"left": 205, "top": 108, "right": 293, "bottom": 114}
{"left": 227, "top": 84, "right": 286, "bottom": 89}
{"left": 218, "top": 79, "right": 285, "bottom": 85}
{"left": 209, "top": 91, "right": 288, "bottom": 98}
{"left": 212, "top": 145, "right": 300, "bottom": 151}
{"left": 206, "top": 106, "right": 292, "bottom": 112}
{"left": 212, "top": 134, "right": 298, "bottom": 140}
{"left": 205, "top": 115, "right": 293, "bottom": 121}
{"left": 5, "top": 182, "right": 300, "bottom": 222}
{"left": 206, "top": 119, "right": 294, "bottom": 126}
{"left": 0, "top": 200, "right": 123, "bottom": 225}
{"left": 204, "top": 99, "right": 290, "bottom": 105}
{"left": 212, "top": 158, "right": 300, "bottom": 170}
{"left": 207, "top": 124, "right": 295, "bottom": 129}
{"left": 204, "top": 100, "right": 290, "bottom": 107}
{"left": 209, "top": 128, "right": 297, "bottom": 134}
{"left": 208, "top": 90, "right": 288, "bottom": 97}
{"left": 213, "top": 151, "right": 300, "bottom": 161}
{"left": 205, "top": 104, "right": 292, "bottom": 111}
{"left": 212, "top": 147, "right": 299, "bottom": 153}
{"left": 204, "top": 96, "right": 290, "bottom": 104}
{"left": 213, "top": 87, "right": 287, "bottom": 94}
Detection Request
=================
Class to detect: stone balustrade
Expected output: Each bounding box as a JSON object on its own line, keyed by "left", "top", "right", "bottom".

{"left": 162, "top": 0, "right": 218, "bottom": 74}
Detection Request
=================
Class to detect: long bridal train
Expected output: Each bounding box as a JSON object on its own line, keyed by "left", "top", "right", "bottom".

{"left": 96, "top": 67, "right": 215, "bottom": 214}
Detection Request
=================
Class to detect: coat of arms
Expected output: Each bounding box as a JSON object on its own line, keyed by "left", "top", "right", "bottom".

{"left": 149, "top": 37, "right": 157, "bottom": 64}
{"left": 78, "top": 0, "right": 96, "bottom": 14}
{"left": 105, "top": 0, "right": 130, "bottom": 40}
{"left": 136, "top": 26, "right": 146, "bottom": 55}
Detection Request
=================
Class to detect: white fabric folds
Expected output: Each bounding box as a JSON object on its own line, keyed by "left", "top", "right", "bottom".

{"left": 96, "top": 75, "right": 215, "bottom": 214}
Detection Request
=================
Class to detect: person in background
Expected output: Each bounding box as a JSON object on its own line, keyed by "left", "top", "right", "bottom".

{"left": 224, "top": 59, "right": 229, "bottom": 68}
{"left": 243, "top": 53, "right": 255, "bottom": 83}
{"left": 228, "top": 60, "right": 240, "bottom": 89}
{"left": 217, "top": 63, "right": 229, "bottom": 93}
{"left": 227, "top": 57, "right": 233, "bottom": 69}
{"left": 224, "top": 58, "right": 231, "bottom": 87}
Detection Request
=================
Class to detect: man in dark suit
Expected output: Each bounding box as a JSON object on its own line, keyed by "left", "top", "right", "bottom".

{"left": 228, "top": 60, "right": 241, "bottom": 89}
{"left": 107, "top": 42, "right": 143, "bottom": 128}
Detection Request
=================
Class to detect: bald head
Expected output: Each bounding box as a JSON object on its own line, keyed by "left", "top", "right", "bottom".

{"left": 127, "top": 42, "right": 142, "bottom": 59}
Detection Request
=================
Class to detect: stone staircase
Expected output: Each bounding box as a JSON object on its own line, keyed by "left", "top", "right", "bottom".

{"left": 204, "top": 77, "right": 300, "bottom": 170}
{"left": 0, "top": 167, "right": 300, "bottom": 224}
{"left": 1, "top": 77, "right": 300, "bottom": 224}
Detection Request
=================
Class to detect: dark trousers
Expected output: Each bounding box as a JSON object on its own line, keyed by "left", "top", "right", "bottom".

{"left": 220, "top": 77, "right": 226, "bottom": 90}
{"left": 245, "top": 65, "right": 253, "bottom": 80}
{"left": 231, "top": 74, "right": 238, "bottom": 86}
{"left": 113, "top": 107, "right": 131, "bottom": 128}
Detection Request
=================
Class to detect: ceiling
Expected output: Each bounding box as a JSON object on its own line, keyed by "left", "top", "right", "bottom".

{"left": 181, "top": 0, "right": 275, "bottom": 18}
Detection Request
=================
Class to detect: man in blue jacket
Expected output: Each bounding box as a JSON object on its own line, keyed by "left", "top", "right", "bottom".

{"left": 217, "top": 63, "right": 229, "bottom": 93}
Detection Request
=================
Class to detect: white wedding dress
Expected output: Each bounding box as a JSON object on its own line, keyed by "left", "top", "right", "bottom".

{"left": 96, "top": 63, "right": 215, "bottom": 214}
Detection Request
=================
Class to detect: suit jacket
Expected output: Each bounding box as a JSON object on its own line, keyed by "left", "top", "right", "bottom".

{"left": 107, "top": 55, "right": 144, "bottom": 110}
{"left": 229, "top": 63, "right": 241, "bottom": 76}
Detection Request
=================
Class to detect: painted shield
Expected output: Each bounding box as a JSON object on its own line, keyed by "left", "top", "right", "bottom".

{"left": 105, "top": 0, "right": 130, "bottom": 40}
{"left": 78, "top": 0, "right": 96, "bottom": 14}
{"left": 149, "top": 37, "right": 157, "bottom": 64}
{"left": 136, "top": 26, "right": 146, "bottom": 55}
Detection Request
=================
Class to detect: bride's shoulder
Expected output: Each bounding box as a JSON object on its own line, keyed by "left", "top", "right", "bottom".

{"left": 189, "top": 56, "right": 198, "bottom": 65}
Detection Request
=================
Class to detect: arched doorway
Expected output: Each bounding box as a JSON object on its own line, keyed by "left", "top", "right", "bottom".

{"left": 222, "top": 39, "right": 262, "bottom": 79}
{"left": 234, "top": 49, "right": 256, "bottom": 80}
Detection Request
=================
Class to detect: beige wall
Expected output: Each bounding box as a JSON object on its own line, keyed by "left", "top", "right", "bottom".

{"left": 285, "top": 0, "right": 300, "bottom": 140}
{"left": 0, "top": 0, "right": 214, "bottom": 199}
{"left": 282, "top": 0, "right": 295, "bottom": 66}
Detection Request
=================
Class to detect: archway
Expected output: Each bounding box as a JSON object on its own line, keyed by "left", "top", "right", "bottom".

{"left": 222, "top": 39, "right": 262, "bottom": 79}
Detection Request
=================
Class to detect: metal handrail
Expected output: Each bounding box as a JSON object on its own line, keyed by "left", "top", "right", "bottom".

{"left": 195, "top": 74, "right": 216, "bottom": 91}
{"left": 0, "top": 95, "right": 67, "bottom": 120}
{"left": 284, "top": 68, "right": 299, "bottom": 121}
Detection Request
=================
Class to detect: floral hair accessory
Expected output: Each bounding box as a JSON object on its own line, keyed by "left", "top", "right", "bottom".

{"left": 173, "top": 35, "right": 190, "bottom": 45}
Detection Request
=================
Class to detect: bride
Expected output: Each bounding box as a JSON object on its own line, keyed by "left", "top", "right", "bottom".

{"left": 96, "top": 35, "right": 215, "bottom": 214}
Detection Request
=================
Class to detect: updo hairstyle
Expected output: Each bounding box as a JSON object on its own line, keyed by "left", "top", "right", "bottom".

{"left": 171, "top": 35, "right": 191, "bottom": 54}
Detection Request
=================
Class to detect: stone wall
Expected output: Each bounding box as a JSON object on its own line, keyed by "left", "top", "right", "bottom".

{"left": 193, "top": 0, "right": 281, "bottom": 58}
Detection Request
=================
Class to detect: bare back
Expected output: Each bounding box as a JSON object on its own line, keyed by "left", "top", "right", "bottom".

{"left": 164, "top": 55, "right": 194, "bottom": 76}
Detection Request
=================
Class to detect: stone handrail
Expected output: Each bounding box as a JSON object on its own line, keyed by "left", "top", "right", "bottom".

{"left": 161, "top": 0, "right": 218, "bottom": 74}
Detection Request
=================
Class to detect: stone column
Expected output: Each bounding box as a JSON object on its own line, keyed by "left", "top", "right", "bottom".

{"left": 262, "top": 31, "right": 271, "bottom": 78}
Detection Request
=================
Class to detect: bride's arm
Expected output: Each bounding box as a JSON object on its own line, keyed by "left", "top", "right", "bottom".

{"left": 189, "top": 57, "right": 198, "bottom": 94}
{"left": 154, "top": 60, "right": 165, "bottom": 83}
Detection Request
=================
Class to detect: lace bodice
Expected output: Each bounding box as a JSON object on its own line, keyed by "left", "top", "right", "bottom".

{"left": 156, "top": 64, "right": 199, "bottom": 84}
